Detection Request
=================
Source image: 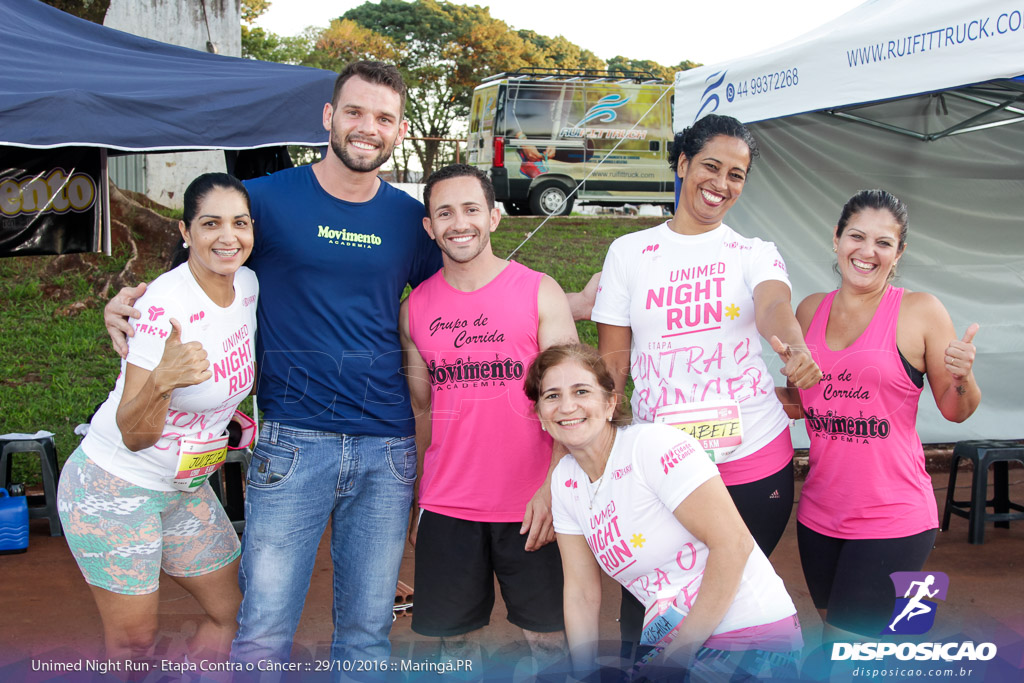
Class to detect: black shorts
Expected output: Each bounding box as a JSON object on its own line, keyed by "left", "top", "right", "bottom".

{"left": 797, "top": 522, "right": 937, "bottom": 636}
{"left": 411, "top": 509, "right": 564, "bottom": 637}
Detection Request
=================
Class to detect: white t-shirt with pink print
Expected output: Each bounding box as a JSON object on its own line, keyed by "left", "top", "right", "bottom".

{"left": 82, "top": 264, "right": 258, "bottom": 491}
{"left": 592, "top": 222, "right": 791, "bottom": 468}
{"left": 551, "top": 423, "right": 797, "bottom": 641}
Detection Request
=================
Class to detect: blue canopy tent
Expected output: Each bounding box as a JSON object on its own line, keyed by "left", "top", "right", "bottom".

{"left": 0, "top": 0, "right": 335, "bottom": 151}
{"left": 0, "top": 0, "right": 336, "bottom": 255}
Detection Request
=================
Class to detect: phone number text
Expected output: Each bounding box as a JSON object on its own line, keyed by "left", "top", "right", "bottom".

{"left": 726, "top": 68, "right": 799, "bottom": 102}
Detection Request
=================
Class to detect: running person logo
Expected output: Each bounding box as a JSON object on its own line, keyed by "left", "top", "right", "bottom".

{"left": 883, "top": 571, "right": 949, "bottom": 635}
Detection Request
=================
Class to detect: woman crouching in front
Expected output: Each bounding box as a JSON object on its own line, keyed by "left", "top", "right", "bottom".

{"left": 525, "top": 343, "right": 802, "bottom": 681}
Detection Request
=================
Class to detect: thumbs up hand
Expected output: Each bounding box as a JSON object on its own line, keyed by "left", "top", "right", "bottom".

{"left": 156, "top": 318, "right": 211, "bottom": 390}
{"left": 945, "top": 324, "right": 979, "bottom": 381}
{"left": 771, "top": 335, "right": 823, "bottom": 389}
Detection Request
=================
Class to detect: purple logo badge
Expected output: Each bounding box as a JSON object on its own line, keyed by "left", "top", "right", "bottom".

{"left": 883, "top": 571, "right": 949, "bottom": 635}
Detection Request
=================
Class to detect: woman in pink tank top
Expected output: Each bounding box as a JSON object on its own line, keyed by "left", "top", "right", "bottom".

{"left": 782, "top": 189, "right": 981, "bottom": 638}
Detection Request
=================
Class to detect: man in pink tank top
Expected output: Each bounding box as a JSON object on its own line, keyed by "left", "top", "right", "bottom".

{"left": 398, "top": 165, "right": 579, "bottom": 668}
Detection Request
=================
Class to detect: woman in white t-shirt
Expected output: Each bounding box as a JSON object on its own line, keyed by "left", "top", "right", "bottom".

{"left": 592, "top": 114, "right": 821, "bottom": 652}
{"left": 57, "top": 173, "right": 258, "bottom": 663}
{"left": 525, "top": 343, "right": 802, "bottom": 681}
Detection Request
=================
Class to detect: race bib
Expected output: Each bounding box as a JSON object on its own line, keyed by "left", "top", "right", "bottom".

{"left": 169, "top": 434, "right": 228, "bottom": 492}
{"left": 654, "top": 400, "right": 742, "bottom": 462}
{"left": 633, "top": 598, "right": 687, "bottom": 678}
{"left": 641, "top": 598, "right": 686, "bottom": 646}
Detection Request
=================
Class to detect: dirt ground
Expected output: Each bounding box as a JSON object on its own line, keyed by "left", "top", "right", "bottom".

{"left": 2, "top": 467, "right": 1023, "bottom": 682}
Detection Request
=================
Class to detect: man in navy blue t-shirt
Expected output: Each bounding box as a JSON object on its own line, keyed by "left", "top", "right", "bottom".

{"left": 105, "top": 61, "right": 441, "bottom": 665}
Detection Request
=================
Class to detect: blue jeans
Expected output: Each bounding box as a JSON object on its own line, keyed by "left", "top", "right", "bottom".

{"left": 231, "top": 422, "right": 416, "bottom": 664}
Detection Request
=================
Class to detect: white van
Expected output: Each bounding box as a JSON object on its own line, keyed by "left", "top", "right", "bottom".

{"left": 466, "top": 69, "right": 675, "bottom": 216}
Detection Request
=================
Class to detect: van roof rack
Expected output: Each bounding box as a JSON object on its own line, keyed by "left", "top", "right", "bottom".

{"left": 480, "top": 67, "right": 664, "bottom": 85}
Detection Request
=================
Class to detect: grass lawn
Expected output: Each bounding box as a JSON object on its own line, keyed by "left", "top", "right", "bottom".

{"left": 0, "top": 256, "right": 126, "bottom": 485}
{"left": 491, "top": 215, "right": 663, "bottom": 346}
{"left": 0, "top": 214, "right": 660, "bottom": 485}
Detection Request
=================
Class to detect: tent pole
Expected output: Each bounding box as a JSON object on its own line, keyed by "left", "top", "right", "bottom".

{"left": 928, "top": 93, "right": 1024, "bottom": 141}
{"left": 823, "top": 111, "right": 928, "bottom": 141}
{"left": 947, "top": 91, "right": 1024, "bottom": 117}
{"left": 937, "top": 115, "right": 1024, "bottom": 138}
{"left": 101, "top": 149, "right": 111, "bottom": 256}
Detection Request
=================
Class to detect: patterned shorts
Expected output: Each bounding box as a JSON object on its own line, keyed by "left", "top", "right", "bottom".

{"left": 57, "top": 446, "right": 241, "bottom": 595}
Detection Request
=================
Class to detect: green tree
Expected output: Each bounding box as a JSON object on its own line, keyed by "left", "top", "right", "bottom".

{"left": 517, "top": 31, "right": 604, "bottom": 71}
{"left": 242, "top": 25, "right": 313, "bottom": 63}
{"left": 38, "top": 0, "right": 110, "bottom": 24}
{"left": 607, "top": 56, "right": 657, "bottom": 80}
{"left": 605, "top": 56, "right": 701, "bottom": 82}
{"left": 672, "top": 60, "right": 702, "bottom": 72}
{"left": 444, "top": 4, "right": 538, "bottom": 82}
{"left": 241, "top": 0, "right": 271, "bottom": 25}
{"left": 303, "top": 19, "right": 398, "bottom": 72}
{"left": 240, "top": 0, "right": 314, "bottom": 64}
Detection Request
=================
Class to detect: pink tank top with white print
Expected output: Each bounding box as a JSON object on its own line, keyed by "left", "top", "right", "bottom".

{"left": 798, "top": 286, "right": 936, "bottom": 539}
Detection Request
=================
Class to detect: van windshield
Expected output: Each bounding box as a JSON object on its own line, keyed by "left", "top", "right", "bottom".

{"left": 504, "top": 82, "right": 583, "bottom": 140}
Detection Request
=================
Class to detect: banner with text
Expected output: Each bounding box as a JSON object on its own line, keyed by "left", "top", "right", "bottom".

{"left": 0, "top": 146, "right": 104, "bottom": 257}
{"left": 673, "top": 0, "right": 1024, "bottom": 127}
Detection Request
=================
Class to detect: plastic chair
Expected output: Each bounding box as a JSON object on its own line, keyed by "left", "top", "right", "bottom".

{"left": 0, "top": 434, "right": 62, "bottom": 536}
{"left": 941, "top": 440, "right": 1024, "bottom": 544}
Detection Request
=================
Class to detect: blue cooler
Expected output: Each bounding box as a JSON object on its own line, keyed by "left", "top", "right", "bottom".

{"left": 0, "top": 488, "right": 29, "bottom": 554}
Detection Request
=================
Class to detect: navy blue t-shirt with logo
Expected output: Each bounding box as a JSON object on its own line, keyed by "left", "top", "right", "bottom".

{"left": 244, "top": 165, "right": 441, "bottom": 437}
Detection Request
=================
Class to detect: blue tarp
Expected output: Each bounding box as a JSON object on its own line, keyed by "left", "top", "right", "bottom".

{"left": 0, "top": 0, "right": 336, "bottom": 151}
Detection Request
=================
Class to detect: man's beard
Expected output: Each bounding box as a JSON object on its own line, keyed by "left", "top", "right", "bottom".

{"left": 331, "top": 133, "right": 394, "bottom": 173}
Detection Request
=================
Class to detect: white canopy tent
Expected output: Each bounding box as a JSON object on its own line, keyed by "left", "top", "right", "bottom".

{"left": 673, "top": 0, "right": 1024, "bottom": 443}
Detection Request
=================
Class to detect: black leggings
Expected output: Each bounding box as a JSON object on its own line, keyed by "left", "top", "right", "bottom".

{"left": 726, "top": 459, "right": 795, "bottom": 557}
{"left": 619, "top": 461, "right": 795, "bottom": 644}
{"left": 797, "top": 522, "right": 937, "bottom": 636}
